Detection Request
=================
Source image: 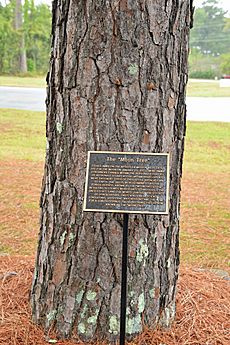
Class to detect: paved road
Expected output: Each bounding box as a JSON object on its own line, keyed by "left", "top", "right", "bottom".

{"left": 186, "top": 97, "right": 230, "bottom": 122}
{"left": 0, "top": 86, "right": 230, "bottom": 122}
{"left": 0, "top": 86, "right": 46, "bottom": 112}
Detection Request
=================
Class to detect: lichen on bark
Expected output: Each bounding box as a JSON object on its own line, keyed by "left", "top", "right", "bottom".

{"left": 31, "top": 0, "right": 193, "bottom": 342}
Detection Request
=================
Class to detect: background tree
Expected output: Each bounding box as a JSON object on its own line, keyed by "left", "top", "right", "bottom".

{"left": 31, "top": 0, "right": 193, "bottom": 342}
{"left": 190, "top": 0, "right": 230, "bottom": 55}
{"left": 23, "top": 0, "right": 51, "bottom": 73}
{"left": 0, "top": 1, "right": 19, "bottom": 74}
{"left": 189, "top": 0, "right": 230, "bottom": 78}
{"left": 220, "top": 52, "right": 230, "bottom": 74}
{"left": 14, "top": 0, "right": 27, "bottom": 73}
{"left": 0, "top": 0, "right": 51, "bottom": 75}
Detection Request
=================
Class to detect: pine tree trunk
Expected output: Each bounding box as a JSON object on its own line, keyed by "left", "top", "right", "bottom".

{"left": 31, "top": 0, "right": 193, "bottom": 342}
{"left": 15, "top": 0, "right": 27, "bottom": 73}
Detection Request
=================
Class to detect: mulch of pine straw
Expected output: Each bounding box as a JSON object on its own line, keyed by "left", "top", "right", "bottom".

{"left": 0, "top": 256, "right": 229, "bottom": 345}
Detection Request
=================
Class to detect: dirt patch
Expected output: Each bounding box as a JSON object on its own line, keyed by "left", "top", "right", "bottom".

{"left": 0, "top": 256, "right": 229, "bottom": 345}
{"left": 0, "top": 160, "right": 43, "bottom": 254}
{"left": 0, "top": 122, "right": 14, "bottom": 133}
{"left": 206, "top": 140, "right": 230, "bottom": 151}
{"left": 208, "top": 141, "right": 222, "bottom": 150}
{"left": 180, "top": 171, "right": 230, "bottom": 270}
{"left": 0, "top": 160, "right": 229, "bottom": 270}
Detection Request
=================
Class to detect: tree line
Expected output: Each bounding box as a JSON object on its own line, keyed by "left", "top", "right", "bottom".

{"left": 0, "top": 0, "right": 51, "bottom": 75}
{"left": 0, "top": 0, "right": 229, "bottom": 79}
{"left": 189, "top": 0, "right": 230, "bottom": 78}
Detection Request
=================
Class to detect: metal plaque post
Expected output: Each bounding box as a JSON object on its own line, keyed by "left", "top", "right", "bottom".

{"left": 83, "top": 151, "right": 170, "bottom": 344}
{"left": 119, "top": 213, "right": 129, "bottom": 345}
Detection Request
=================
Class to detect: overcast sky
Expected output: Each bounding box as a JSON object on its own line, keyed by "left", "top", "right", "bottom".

{"left": 194, "top": 0, "right": 230, "bottom": 14}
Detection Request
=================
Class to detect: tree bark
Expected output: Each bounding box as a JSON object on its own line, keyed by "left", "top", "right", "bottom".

{"left": 31, "top": 0, "right": 193, "bottom": 342}
{"left": 15, "top": 0, "right": 27, "bottom": 73}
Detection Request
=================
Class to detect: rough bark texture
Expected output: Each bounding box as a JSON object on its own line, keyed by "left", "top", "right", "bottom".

{"left": 31, "top": 0, "right": 193, "bottom": 342}
{"left": 15, "top": 0, "right": 27, "bottom": 73}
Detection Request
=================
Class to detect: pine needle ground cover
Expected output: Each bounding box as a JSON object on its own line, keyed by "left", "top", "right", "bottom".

{"left": 0, "top": 109, "right": 229, "bottom": 344}
{"left": 1, "top": 256, "right": 229, "bottom": 345}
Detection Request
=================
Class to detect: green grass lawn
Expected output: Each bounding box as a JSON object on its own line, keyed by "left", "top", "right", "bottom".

{"left": 0, "top": 109, "right": 228, "bottom": 171}
{"left": 0, "top": 75, "right": 230, "bottom": 97}
{"left": 184, "top": 121, "right": 230, "bottom": 173}
{"left": 0, "top": 108, "right": 46, "bottom": 161}
{"left": 0, "top": 108, "right": 229, "bottom": 269}
{"left": 182, "top": 121, "right": 230, "bottom": 269}
{"left": 0, "top": 75, "right": 46, "bottom": 88}
{"left": 187, "top": 80, "right": 230, "bottom": 97}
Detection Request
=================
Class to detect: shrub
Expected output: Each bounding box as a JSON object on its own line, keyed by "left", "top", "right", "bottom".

{"left": 189, "top": 70, "right": 217, "bottom": 79}
{"left": 220, "top": 53, "right": 230, "bottom": 75}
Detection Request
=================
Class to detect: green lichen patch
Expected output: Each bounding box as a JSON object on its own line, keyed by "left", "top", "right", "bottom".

{"left": 128, "top": 63, "right": 138, "bottom": 76}
{"left": 129, "top": 290, "right": 136, "bottom": 306}
{"left": 75, "top": 290, "right": 84, "bottom": 305}
{"left": 80, "top": 305, "right": 88, "bottom": 319}
{"left": 87, "top": 308, "right": 100, "bottom": 325}
{"left": 109, "top": 315, "right": 119, "bottom": 335}
{"left": 138, "top": 293, "right": 145, "bottom": 313}
{"left": 126, "top": 314, "right": 142, "bottom": 335}
{"left": 60, "top": 230, "right": 67, "bottom": 247}
{"left": 56, "top": 122, "right": 63, "bottom": 134}
{"left": 86, "top": 290, "right": 97, "bottom": 301}
{"left": 78, "top": 322, "right": 86, "bottom": 334}
{"left": 160, "top": 302, "right": 176, "bottom": 328}
{"left": 149, "top": 288, "right": 155, "bottom": 298}
{"left": 57, "top": 305, "right": 64, "bottom": 315}
{"left": 87, "top": 315, "right": 97, "bottom": 324}
{"left": 69, "top": 232, "right": 75, "bottom": 246}
{"left": 46, "top": 309, "right": 57, "bottom": 323}
{"left": 136, "top": 239, "right": 149, "bottom": 264}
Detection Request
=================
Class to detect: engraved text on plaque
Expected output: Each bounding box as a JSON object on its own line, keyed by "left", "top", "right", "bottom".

{"left": 83, "top": 151, "right": 169, "bottom": 214}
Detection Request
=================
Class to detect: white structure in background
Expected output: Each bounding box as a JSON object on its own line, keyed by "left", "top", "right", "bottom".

{"left": 219, "top": 78, "right": 230, "bottom": 87}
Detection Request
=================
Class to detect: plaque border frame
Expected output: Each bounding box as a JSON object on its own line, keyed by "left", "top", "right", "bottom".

{"left": 83, "top": 151, "right": 170, "bottom": 215}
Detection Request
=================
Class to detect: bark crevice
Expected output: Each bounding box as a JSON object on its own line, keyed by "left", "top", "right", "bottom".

{"left": 32, "top": 0, "right": 193, "bottom": 342}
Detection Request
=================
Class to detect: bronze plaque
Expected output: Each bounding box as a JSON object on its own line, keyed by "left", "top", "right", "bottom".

{"left": 83, "top": 151, "right": 169, "bottom": 214}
